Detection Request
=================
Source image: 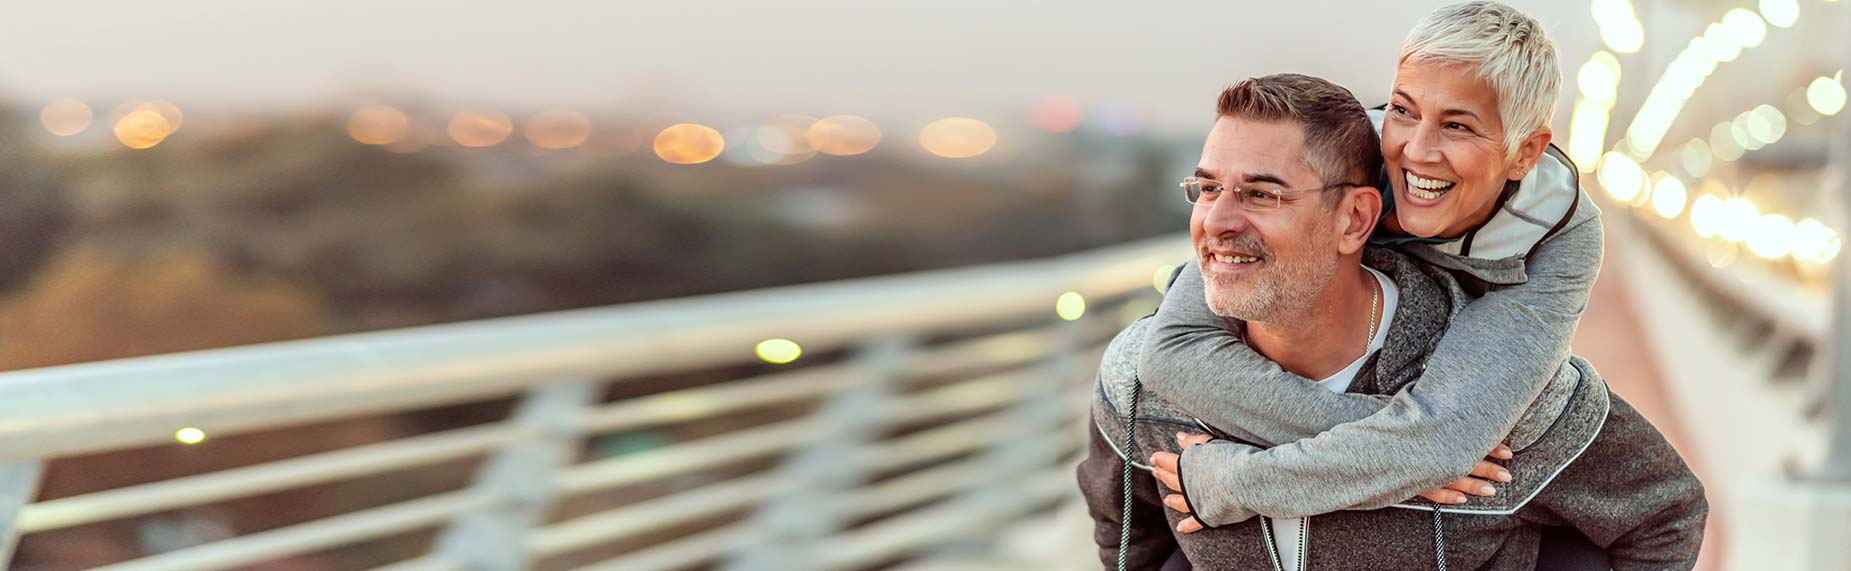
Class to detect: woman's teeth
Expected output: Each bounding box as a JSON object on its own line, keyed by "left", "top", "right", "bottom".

{"left": 1213, "top": 254, "right": 1259, "bottom": 264}
{"left": 1405, "top": 172, "right": 1456, "bottom": 200}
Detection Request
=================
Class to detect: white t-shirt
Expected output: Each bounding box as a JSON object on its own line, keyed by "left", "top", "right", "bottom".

{"left": 1270, "top": 266, "right": 1399, "bottom": 571}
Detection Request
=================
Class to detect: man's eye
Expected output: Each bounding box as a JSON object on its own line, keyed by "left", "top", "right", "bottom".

{"left": 1242, "top": 189, "right": 1275, "bottom": 201}
{"left": 1391, "top": 105, "right": 1411, "bottom": 117}
{"left": 1199, "top": 185, "right": 1222, "bottom": 194}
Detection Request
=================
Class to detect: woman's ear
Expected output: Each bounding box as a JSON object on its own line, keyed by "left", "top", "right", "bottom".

{"left": 1506, "top": 127, "right": 1552, "bottom": 180}
{"left": 1338, "top": 186, "right": 1383, "bottom": 255}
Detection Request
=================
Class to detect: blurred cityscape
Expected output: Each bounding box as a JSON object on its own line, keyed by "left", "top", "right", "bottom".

{"left": 0, "top": 0, "right": 1843, "bottom": 570}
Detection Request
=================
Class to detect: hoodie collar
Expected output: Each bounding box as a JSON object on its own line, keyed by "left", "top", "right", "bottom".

{"left": 1344, "top": 248, "right": 1465, "bottom": 395}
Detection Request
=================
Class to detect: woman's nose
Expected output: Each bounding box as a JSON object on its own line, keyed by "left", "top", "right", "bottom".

{"left": 1403, "top": 122, "right": 1444, "bottom": 164}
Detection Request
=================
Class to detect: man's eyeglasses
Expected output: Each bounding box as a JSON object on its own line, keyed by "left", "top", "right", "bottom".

{"left": 1180, "top": 176, "right": 1362, "bottom": 210}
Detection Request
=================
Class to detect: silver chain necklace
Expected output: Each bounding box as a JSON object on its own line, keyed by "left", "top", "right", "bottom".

{"left": 1366, "top": 273, "right": 1381, "bottom": 345}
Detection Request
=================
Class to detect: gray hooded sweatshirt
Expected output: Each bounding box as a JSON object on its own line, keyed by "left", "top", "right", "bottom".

{"left": 1077, "top": 248, "right": 1707, "bottom": 570}
{"left": 1140, "top": 130, "right": 1613, "bottom": 527}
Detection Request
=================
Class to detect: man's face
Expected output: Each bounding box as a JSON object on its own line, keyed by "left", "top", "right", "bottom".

{"left": 1191, "top": 116, "right": 1344, "bottom": 323}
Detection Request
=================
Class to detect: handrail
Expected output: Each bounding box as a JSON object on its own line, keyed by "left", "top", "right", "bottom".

{"left": 0, "top": 235, "right": 1186, "bottom": 461}
{"left": 0, "top": 235, "right": 1188, "bottom": 570}
{"left": 1624, "top": 213, "right": 1828, "bottom": 343}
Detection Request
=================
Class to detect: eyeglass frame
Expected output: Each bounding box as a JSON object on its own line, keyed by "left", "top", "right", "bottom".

{"left": 1179, "top": 176, "right": 1365, "bottom": 210}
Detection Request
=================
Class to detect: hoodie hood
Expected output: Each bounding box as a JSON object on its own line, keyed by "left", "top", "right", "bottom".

{"left": 1367, "top": 108, "right": 1602, "bottom": 287}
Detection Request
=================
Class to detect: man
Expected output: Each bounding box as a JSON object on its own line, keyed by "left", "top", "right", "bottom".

{"left": 1075, "top": 74, "right": 1706, "bottom": 570}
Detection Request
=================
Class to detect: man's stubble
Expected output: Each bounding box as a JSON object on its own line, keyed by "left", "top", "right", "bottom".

{"left": 1202, "top": 216, "right": 1340, "bottom": 325}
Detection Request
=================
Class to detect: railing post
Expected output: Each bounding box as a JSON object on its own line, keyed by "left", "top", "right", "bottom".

{"left": 1810, "top": 31, "right": 1851, "bottom": 568}
{"left": 931, "top": 305, "right": 1090, "bottom": 561}
{"left": 0, "top": 460, "right": 44, "bottom": 568}
{"left": 720, "top": 334, "right": 913, "bottom": 571}
{"left": 434, "top": 381, "right": 598, "bottom": 571}
{"left": 1824, "top": 68, "right": 1851, "bottom": 486}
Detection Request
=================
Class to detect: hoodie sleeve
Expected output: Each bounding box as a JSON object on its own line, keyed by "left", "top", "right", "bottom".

{"left": 1147, "top": 209, "right": 1606, "bottom": 526}
{"left": 1077, "top": 402, "right": 1180, "bottom": 570}
{"left": 1141, "top": 258, "right": 1392, "bottom": 447}
{"left": 1519, "top": 395, "right": 1708, "bottom": 570}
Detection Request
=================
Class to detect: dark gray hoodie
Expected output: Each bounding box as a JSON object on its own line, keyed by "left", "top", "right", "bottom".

{"left": 1075, "top": 248, "right": 1707, "bottom": 570}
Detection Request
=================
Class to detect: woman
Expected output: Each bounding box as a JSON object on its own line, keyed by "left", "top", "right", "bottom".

{"left": 1138, "top": 1, "right": 1630, "bottom": 568}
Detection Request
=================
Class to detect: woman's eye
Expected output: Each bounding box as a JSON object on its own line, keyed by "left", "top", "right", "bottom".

{"left": 1390, "top": 105, "right": 1410, "bottom": 116}
{"left": 1445, "top": 122, "right": 1472, "bottom": 132}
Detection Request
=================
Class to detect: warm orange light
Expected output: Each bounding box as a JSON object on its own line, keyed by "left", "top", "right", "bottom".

{"left": 114, "top": 109, "right": 171, "bottom": 149}
{"left": 40, "top": 99, "right": 92, "bottom": 136}
{"left": 347, "top": 105, "right": 410, "bottom": 145}
{"left": 807, "top": 115, "right": 881, "bottom": 156}
{"left": 524, "top": 109, "right": 592, "bottom": 150}
{"left": 448, "top": 110, "right": 514, "bottom": 148}
{"left": 653, "top": 123, "right": 725, "bottom": 164}
{"left": 143, "top": 101, "right": 183, "bottom": 133}
{"left": 919, "top": 117, "right": 997, "bottom": 158}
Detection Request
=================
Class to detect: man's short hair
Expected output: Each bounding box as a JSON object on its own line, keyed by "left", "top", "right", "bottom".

{"left": 1401, "top": 1, "right": 1561, "bottom": 159}
{"left": 1216, "top": 73, "right": 1382, "bottom": 198}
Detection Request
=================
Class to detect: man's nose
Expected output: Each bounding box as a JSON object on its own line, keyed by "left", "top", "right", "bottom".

{"left": 1202, "top": 196, "right": 1251, "bottom": 236}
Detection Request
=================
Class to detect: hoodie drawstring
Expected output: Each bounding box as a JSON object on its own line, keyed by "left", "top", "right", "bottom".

{"left": 1432, "top": 505, "right": 1449, "bottom": 571}
{"left": 1117, "top": 381, "right": 1143, "bottom": 571}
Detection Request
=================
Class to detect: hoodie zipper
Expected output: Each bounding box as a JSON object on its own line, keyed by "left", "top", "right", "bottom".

{"left": 1258, "top": 516, "right": 1310, "bottom": 571}
{"left": 1259, "top": 516, "right": 1283, "bottom": 571}
{"left": 1297, "top": 517, "right": 1309, "bottom": 571}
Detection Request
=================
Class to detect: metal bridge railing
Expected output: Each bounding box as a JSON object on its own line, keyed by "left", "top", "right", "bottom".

{"left": 0, "top": 235, "right": 1188, "bottom": 571}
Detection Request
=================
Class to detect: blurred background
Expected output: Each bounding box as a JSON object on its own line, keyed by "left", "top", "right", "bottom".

{"left": 0, "top": 0, "right": 1843, "bottom": 569}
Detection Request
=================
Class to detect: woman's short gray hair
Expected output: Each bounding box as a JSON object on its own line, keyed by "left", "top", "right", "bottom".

{"left": 1400, "top": 1, "right": 1561, "bottom": 159}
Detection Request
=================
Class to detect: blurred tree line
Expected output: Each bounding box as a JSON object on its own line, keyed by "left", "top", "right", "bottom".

{"left": 0, "top": 111, "right": 1178, "bottom": 370}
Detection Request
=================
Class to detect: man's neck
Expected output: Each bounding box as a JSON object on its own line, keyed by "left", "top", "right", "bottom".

{"left": 1246, "top": 266, "right": 1377, "bottom": 381}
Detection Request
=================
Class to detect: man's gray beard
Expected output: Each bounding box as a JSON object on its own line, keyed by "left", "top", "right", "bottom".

{"left": 1202, "top": 226, "right": 1341, "bottom": 324}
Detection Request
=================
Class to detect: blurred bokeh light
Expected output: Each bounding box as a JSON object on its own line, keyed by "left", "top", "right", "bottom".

{"left": 918, "top": 117, "right": 997, "bottom": 158}
{"left": 654, "top": 123, "right": 725, "bottom": 164}
{"left": 38, "top": 98, "right": 91, "bottom": 137}
{"left": 347, "top": 105, "right": 410, "bottom": 145}
{"left": 807, "top": 115, "right": 882, "bottom": 156}
{"left": 112, "top": 109, "right": 171, "bottom": 149}
{"left": 1031, "top": 95, "right": 1083, "bottom": 133}
{"left": 523, "top": 109, "right": 592, "bottom": 150}
{"left": 448, "top": 109, "right": 514, "bottom": 147}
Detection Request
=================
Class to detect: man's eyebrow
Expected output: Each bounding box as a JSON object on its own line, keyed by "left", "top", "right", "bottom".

{"left": 1194, "top": 168, "right": 1216, "bottom": 180}
{"left": 1241, "top": 172, "right": 1289, "bottom": 187}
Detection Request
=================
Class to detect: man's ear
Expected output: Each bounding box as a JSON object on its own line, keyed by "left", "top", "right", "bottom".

{"left": 1506, "top": 127, "right": 1552, "bottom": 181}
{"left": 1337, "top": 186, "right": 1383, "bottom": 255}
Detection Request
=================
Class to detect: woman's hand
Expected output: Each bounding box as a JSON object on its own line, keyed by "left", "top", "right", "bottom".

{"left": 1152, "top": 436, "right": 1514, "bottom": 533}
{"left": 1415, "top": 443, "right": 1513, "bottom": 504}
{"left": 1150, "top": 432, "right": 1215, "bottom": 533}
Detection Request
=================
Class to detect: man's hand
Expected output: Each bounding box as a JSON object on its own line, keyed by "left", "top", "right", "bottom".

{"left": 1414, "top": 443, "right": 1513, "bottom": 504}
{"left": 1150, "top": 432, "right": 1214, "bottom": 533}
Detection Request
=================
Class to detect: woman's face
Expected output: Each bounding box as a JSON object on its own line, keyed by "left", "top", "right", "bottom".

{"left": 1380, "top": 60, "right": 1534, "bottom": 238}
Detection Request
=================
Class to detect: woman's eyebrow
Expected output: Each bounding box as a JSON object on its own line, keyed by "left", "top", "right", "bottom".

{"left": 1395, "top": 88, "right": 1482, "bottom": 122}
{"left": 1438, "top": 108, "right": 1482, "bottom": 121}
